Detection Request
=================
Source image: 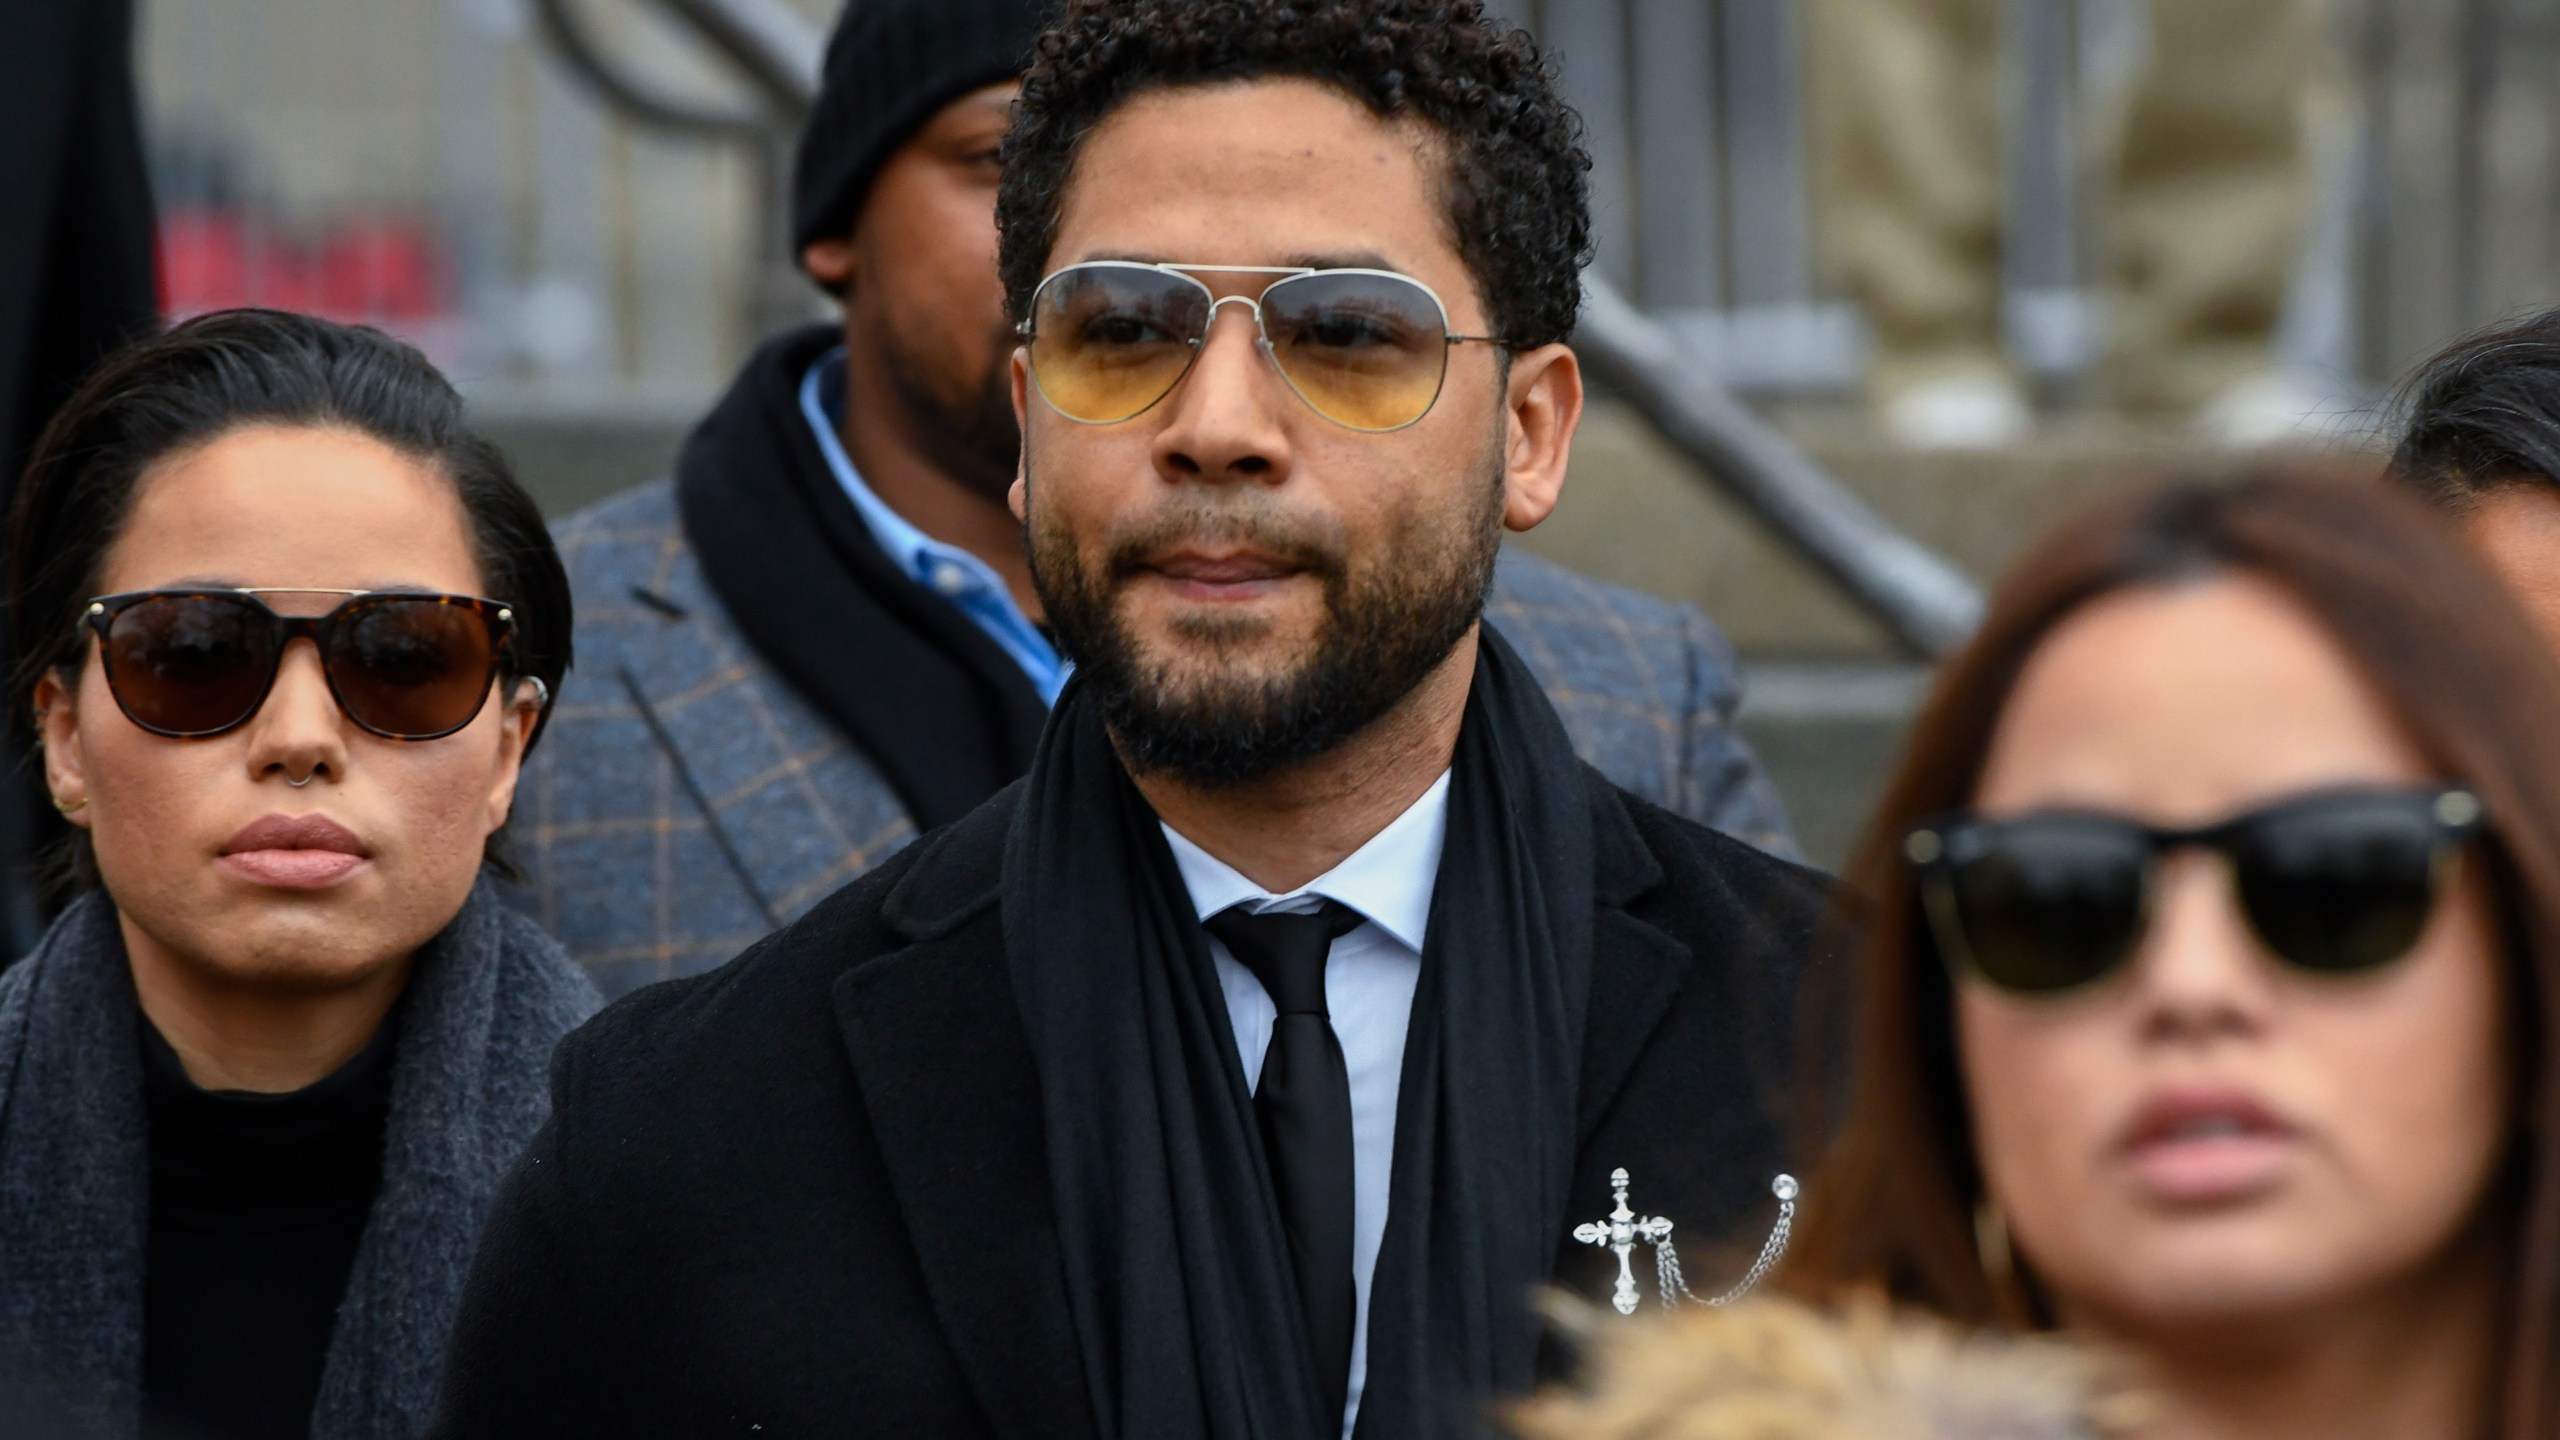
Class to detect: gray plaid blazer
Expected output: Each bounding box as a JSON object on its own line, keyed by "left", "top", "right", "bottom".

{"left": 515, "top": 479, "right": 1794, "bottom": 998}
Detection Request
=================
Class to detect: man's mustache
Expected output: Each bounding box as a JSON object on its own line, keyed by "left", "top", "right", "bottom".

{"left": 1101, "top": 504, "right": 1349, "bottom": 582}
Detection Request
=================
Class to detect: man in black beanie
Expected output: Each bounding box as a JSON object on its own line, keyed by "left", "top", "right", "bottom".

{"left": 512, "top": 0, "right": 1796, "bottom": 998}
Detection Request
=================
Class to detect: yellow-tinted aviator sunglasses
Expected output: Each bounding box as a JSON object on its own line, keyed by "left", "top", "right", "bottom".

{"left": 1018, "top": 261, "right": 1505, "bottom": 433}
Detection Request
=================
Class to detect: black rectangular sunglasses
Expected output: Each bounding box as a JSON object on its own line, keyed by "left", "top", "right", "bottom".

{"left": 84, "top": 588, "right": 518, "bottom": 742}
{"left": 1904, "top": 785, "right": 2487, "bottom": 996}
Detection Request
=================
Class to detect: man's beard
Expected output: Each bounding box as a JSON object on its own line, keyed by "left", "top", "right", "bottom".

{"left": 1029, "top": 459, "right": 1504, "bottom": 790}
{"left": 880, "top": 318, "right": 1020, "bottom": 504}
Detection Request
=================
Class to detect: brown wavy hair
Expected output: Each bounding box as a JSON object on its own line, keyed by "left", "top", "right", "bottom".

{"left": 1782, "top": 465, "right": 2560, "bottom": 1438}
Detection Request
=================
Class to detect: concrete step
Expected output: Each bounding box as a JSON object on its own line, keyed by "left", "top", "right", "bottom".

{"left": 1511, "top": 399, "right": 2373, "bottom": 659}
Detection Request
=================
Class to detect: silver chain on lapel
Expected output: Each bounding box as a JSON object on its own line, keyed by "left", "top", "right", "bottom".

{"left": 1656, "top": 1173, "right": 1797, "bottom": 1309}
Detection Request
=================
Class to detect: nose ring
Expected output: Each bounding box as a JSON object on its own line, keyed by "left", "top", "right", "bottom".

{"left": 287, "top": 774, "right": 315, "bottom": 789}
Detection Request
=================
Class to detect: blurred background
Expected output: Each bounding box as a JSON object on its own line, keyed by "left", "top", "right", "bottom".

{"left": 133, "top": 0, "right": 2560, "bottom": 865}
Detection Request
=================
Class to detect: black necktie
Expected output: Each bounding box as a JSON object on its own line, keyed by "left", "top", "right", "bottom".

{"left": 1207, "top": 900, "right": 1366, "bottom": 1427}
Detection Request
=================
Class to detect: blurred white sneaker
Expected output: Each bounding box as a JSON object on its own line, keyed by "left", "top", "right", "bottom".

{"left": 2196, "top": 372, "right": 2340, "bottom": 449}
{"left": 1881, "top": 372, "right": 2034, "bottom": 450}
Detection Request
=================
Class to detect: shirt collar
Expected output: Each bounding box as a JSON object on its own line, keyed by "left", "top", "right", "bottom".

{"left": 797, "top": 347, "right": 1071, "bottom": 704}
{"left": 1160, "top": 770, "right": 1450, "bottom": 953}
{"left": 798, "top": 347, "right": 950, "bottom": 583}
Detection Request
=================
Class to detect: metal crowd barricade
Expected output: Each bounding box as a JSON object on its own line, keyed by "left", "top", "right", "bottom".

{"left": 2356, "top": 0, "right": 2560, "bottom": 388}
{"left": 1526, "top": 0, "right": 1863, "bottom": 391}
{"left": 139, "top": 0, "right": 800, "bottom": 404}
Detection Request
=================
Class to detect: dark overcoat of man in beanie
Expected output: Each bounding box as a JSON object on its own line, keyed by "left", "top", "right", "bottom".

{"left": 511, "top": 0, "right": 1797, "bottom": 997}
{"left": 431, "top": 2, "right": 1833, "bottom": 1436}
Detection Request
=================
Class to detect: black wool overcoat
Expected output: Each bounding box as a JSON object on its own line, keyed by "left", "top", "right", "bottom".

{"left": 429, "top": 773, "right": 1839, "bottom": 1439}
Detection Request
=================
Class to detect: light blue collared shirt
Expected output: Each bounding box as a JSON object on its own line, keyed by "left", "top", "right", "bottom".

{"left": 1161, "top": 771, "right": 1450, "bottom": 1440}
{"left": 798, "top": 349, "right": 1067, "bottom": 702}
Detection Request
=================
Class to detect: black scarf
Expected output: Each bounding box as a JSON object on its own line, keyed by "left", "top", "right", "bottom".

{"left": 677, "top": 324, "right": 1047, "bottom": 831}
{"left": 1002, "top": 625, "right": 1595, "bottom": 1440}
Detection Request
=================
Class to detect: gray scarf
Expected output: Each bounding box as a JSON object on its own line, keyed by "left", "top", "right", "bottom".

{"left": 0, "top": 878, "right": 600, "bottom": 1438}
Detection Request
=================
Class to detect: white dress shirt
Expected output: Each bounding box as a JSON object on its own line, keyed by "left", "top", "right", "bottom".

{"left": 1161, "top": 771, "right": 1449, "bottom": 1440}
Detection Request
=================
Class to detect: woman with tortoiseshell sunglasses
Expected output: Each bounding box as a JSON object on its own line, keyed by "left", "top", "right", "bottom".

{"left": 0, "top": 309, "right": 598, "bottom": 1439}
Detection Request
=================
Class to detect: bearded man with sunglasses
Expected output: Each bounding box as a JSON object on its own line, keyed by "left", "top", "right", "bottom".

{"left": 431, "top": 5, "right": 1833, "bottom": 1437}
{"left": 513, "top": 0, "right": 1796, "bottom": 999}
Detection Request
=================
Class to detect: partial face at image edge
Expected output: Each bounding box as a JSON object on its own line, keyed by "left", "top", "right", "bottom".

{"left": 1951, "top": 573, "right": 2516, "bottom": 1343}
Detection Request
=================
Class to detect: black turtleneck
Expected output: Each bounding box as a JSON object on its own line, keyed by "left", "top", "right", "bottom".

{"left": 137, "top": 1010, "right": 398, "bottom": 1440}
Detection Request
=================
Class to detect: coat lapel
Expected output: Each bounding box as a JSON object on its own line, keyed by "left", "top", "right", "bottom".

{"left": 611, "top": 597, "right": 868, "bottom": 930}
{"left": 1554, "top": 783, "right": 1820, "bottom": 1315}
{"left": 831, "top": 814, "right": 1098, "bottom": 1440}
{"left": 613, "top": 650, "right": 775, "bottom": 927}
{"left": 1574, "top": 775, "right": 1690, "bottom": 1147}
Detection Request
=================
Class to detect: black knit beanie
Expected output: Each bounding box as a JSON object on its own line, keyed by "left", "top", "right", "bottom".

{"left": 790, "top": 0, "right": 1054, "bottom": 255}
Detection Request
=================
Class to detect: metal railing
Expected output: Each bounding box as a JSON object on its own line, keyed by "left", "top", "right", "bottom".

{"left": 527, "top": 0, "right": 818, "bottom": 336}
{"left": 140, "top": 0, "right": 810, "bottom": 402}
{"left": 1574, "top": 284, "right": 1984, "bottom": 654}
{"left": 2355, "top": 0, "right": 2560, "bottom": 387}
{"left": 141, "top": 1, "right": 2560, "bottom": 403}
{"left": 1522, "top": 0, "right": 1865, "bottom": 391}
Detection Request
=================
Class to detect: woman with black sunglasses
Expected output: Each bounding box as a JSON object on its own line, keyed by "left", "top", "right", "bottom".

{"left": 0, "top": 309, "right": 599, "bottom": 1439}
{"left": 1706, "top": 467, "right": 2560, "bottom": 1440}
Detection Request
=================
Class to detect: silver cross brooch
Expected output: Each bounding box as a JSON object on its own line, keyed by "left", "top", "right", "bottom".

{"left": 1572, "top": 1166, "right": 1799, "bottom": 1315}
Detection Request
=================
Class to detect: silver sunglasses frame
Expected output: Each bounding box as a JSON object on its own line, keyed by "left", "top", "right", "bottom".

{"left": 1016, "top": 260, "right": 1504, "bottom": 433}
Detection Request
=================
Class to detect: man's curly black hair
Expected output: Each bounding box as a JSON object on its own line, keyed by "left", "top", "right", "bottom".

{"left": 995, "top": 0, "right": 1593, "bottom": 351}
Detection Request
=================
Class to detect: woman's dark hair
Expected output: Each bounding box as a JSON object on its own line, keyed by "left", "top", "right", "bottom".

{"left": 6, "top": 308, "right": 572, "bottom": 879}
{"left": 995, "top": 0, "right": 1593, "bottom": 350}
{"left": 2391, "top": 306, "right": 2560, "bottom": 509}
{"left": 1781, "top": 465, "right": 2560, "bottom": 1438}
